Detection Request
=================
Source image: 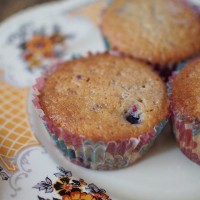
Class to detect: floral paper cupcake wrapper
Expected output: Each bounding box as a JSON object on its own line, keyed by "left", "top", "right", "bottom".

{"left": 168, "top": 62, "right": 200, "bottom": 165}
{"left": 32, "top": 61, "right": 168, "bottom": 170}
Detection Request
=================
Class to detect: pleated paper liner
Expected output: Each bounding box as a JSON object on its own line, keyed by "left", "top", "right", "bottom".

{"left": 168, "top": 59, "right": 200, "bottom": 165}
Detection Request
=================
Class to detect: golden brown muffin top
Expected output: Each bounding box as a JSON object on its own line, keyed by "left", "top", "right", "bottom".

{"left": 101, "top": 0, "right": 200, "bottom": 65}
{"left": 39, "top": 54, "right": 169, "bottom": 142}
{"left": 172, "top": 58, "right": 200, "bottom": 121}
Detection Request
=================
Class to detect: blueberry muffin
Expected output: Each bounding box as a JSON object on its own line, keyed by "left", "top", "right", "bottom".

{"left": 170, "top": 58, "right": 200, "bottom": 165}
{"left": 101, "top": 0, "right": 200, "bottom": 67}
{"left": 33, "top": 53, "right": 169, "bottom": 170}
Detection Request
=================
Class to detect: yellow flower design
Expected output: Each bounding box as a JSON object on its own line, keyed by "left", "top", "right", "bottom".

{"left": 93, "top": 193, "right": 110, "bottom": 200}
{"left": 29, "top": 58, "right": 42, "bottom": 67}
{"left": 26, "top": 35, "right": 53, "bottom": 55}
{"left": 62, "top": 191, "right": 96, "bottom": 200}
{"left": 20, "top": 30, "right": 67, "bottom": 69}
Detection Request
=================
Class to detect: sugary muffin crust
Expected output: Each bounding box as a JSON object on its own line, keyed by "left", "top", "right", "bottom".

{"left": 101, "top": 0, "right": 200, "bottom": 65}
{"left": 39, "top": 53, "right": 169, "bottom": 142}
{"left": 172, "top": 58, "right": 200, "bottom": 121}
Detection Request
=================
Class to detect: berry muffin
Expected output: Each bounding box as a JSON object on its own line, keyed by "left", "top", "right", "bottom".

{"left": 101, "top": 0, "right": 200, "bottom": 67}
{"left": 169, "top": 58, "right": 200, "bottom": 165}
{"left": 33, "top": 53, "right": 169, "bottom": 170}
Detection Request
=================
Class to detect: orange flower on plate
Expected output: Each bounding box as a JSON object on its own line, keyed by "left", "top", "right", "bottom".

{"left": 28, "top": 58, "right": 42, "bottom": 68}
{"left": 93, "top": 193, "right": 110, "bottom": 200}
{"left": 62, "top": 191, "right": 96, "bottom": 200}
{"left": 23, "top": 51, "right": 33, "bottom": 60}
{"left": 26, "top": 35, "right": 53, "bottom": 55}
{"left": 78, "top": 179, "right": 87, "bottom": 187}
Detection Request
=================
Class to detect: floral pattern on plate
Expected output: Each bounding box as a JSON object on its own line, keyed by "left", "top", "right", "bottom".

{"left": 20, "top": 29, "right": 68, "bottom": 70}
{"left": 33, "top": 167, "right": 111, "bottom": 200}
{"left": 0, "top": 9, "right": 105, "bottom": 87}
{"left": 0, "top": 165, "right": 9, "bottom": 181}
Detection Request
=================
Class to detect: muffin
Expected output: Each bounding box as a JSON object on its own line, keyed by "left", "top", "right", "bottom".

{"left": 101, "top": 0, "right": 200, "bottom": 67}
{"left": 169, "top": 58, "right": 200, "bottom": 165}
{"left": 33, "top": 53, "right": 169, "bottom": 170}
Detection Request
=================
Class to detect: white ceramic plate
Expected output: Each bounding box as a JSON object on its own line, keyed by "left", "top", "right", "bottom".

{"left": 29, "top": 97, "right": 200, "bottom": 200}
{"left": 24, "top": 0, "right": 200, "bottom": 199}
{"left": 1, "top": 0, "right": 200, "bottom": 199}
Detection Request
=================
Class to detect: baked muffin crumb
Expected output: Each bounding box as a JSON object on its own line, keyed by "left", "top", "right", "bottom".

{"left": 39, "top": 53, "right": 169, "bottom": 142}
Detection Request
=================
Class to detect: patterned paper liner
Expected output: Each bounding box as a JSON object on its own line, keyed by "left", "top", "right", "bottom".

{"left": 168, "top": 62, "right": 200, "bottom": 165}
{"left": 32, "top": 59, "right": 168, "bottom": 170}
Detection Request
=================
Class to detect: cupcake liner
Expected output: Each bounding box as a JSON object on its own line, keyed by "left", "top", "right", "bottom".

{"left": 32, "top": 59, "right": 169, "bottom": 170}
{"left": 168, "top": 63, "right": 200, "bottom": 165}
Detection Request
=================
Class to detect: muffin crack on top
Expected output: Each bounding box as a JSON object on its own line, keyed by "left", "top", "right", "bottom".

{"left": 39, "top": 53, "right": 169, "bottom": 142}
